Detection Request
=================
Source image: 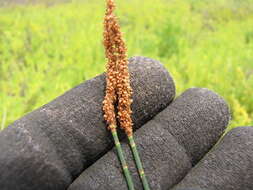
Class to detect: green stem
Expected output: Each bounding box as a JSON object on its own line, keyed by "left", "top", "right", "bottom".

{"left": 111, "top": 129, "right": 135, "bottom": 190}
{"left": 128, "top": 135, "right": 150, "bottom": 190}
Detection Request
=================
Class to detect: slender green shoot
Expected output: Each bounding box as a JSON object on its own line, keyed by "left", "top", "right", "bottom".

{"left": 128, "top": 135, "right": 150, "bottom": 190}
{"left": 110, "top": 126, "right": 135, "bottom": 190}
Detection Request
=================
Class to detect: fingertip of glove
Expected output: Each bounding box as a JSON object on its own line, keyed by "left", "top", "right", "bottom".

{"left": 182, "top": 87, "right": 231, "bottom": 124}
{"left": 129, "top": 56, "right": 176, "bottom": 97}
{"left": 222, "top": 126, "right": 253, "bottom": 146}
{"left": 156, "top": 87, "right": 231, "bottom": 164}
{"left": 129, "top": 56, "right": 176, "bottom": 127}
{"left": 229, "top": 126, "right": 253, "bottom": 134}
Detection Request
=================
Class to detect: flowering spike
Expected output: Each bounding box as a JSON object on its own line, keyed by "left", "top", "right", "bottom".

{"left": 102, "top": 1, "right": 150, "bottom": 189}
{"left": 103, "top": 1, "right": 135, "bottom": 190}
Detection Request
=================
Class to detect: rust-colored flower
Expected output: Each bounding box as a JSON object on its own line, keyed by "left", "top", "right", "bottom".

{"left": 102, "top": 2, "right": 150, "bottom": 189}
{"left": 103, "top": 0, "right": 118, "bottom": 129}
{"left": 115, "top": 39, "right": 133, "bottom": 137}
{"left": 103, "top": 0, "right": 133, "bottom": 136}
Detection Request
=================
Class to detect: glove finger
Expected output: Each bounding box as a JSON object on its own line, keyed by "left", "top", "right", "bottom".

{"left": 0, "top": 56, "right": 175, "bottom": 190}
{"left": 68, "top": 88, "right": 230, "bottom": 190}
{"left": 172, "top": 126, "right": 253, "bottom": 190}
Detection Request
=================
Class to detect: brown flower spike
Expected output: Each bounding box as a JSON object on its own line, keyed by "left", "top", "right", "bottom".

{"left": 103, "top": 0, "right": 133, "bottom": 136}
{"left": 102, "top": 1, "right": 151, "bottom": 189}
{"left": 103, "top": 0, "right": 118, "bottom": 128}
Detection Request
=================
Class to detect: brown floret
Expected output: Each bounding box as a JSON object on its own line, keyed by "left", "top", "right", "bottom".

{"left": 103, "top": 0, "right": 118, "bottom": 128}
{"left": 103, "top": 0, "right": 133, "bottom": 136}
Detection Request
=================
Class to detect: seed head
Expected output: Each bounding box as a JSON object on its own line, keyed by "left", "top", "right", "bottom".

{"left": 103, "top": 0, "right": 133, "bottom": 136}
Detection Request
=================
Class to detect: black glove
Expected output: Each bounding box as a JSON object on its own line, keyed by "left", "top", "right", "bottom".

{"left": 68, "top": 87, "right": 230, "bottom": 190}
{"left": 172, "top": 126, "right": 253, "bottom": 190}
{"left": 0, "top": 56, "right": 175, "bottom": 190}
{"left": 0, "top": 56, "right": 251, "bottom": 190}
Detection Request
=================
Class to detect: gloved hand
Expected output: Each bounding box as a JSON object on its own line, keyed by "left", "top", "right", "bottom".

{"left": 0, "top": 56, "right": 251, "bottom": 190}
{"left": 171, "top": 126, "right": 253, "bottom": 190}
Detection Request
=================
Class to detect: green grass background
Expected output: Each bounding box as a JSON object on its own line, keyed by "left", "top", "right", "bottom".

{"left": 0, "top": 0, "right": 252, "bottom": 131}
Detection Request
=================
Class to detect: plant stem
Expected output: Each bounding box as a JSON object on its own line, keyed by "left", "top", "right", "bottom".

{"left": 111, "top": 126, "right": 135, "bottom": 190}
{"left": 128, "top": 135, "right": 150, "bottom": 190}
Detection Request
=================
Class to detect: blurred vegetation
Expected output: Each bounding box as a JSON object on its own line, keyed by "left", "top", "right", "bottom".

{"left": 0, "top": 0, "right": 252, "bottom": 131}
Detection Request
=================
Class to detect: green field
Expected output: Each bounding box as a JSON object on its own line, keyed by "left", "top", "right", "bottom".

{"left": 0, "top": 0, "right": 252, "bottom": 131}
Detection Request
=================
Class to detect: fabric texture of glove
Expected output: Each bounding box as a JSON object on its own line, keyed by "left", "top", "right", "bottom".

{"left": 68, "top": 88, "right": 230, "bottom": 190}
{"left": 172, "top": 126, "right": 253, "bottom": 190}
{"left": 0, "top": 56, "right": 175, "bottom": 190}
